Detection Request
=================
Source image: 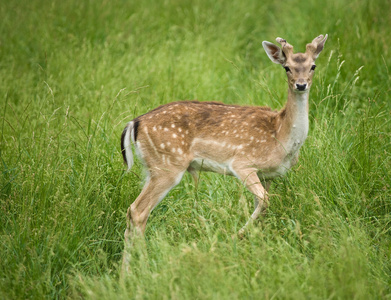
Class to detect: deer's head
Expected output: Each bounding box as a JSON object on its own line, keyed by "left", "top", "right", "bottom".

{"left": 262, "top": 35, "right": 328, "bottom": 93}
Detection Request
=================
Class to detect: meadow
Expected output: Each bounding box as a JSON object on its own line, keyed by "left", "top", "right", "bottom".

{"left": 1, "top": 0, "right": 390, "bottom": 298}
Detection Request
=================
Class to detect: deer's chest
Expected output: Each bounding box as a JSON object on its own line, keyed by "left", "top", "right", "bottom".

{"left": 285, "top": 118, "right": 309, "bottom": 158}
{"left": 257, "top": 116, "right": 309, "bottom": 179}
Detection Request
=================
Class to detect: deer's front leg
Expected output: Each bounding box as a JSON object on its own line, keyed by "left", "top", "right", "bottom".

{"left": 253, "top": 179, "right": 271, "bottom": 210}
{"left": 233, "top": 168, "right": 269, "bottom": 237}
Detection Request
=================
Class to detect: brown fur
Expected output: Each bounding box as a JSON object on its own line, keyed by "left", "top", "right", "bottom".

{"left": 121, "top": 35, "right": 328, "bottom": 272}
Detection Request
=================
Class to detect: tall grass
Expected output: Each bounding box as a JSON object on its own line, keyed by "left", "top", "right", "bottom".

{"left": 1, "top": 0, "right": 390, "bottom": 298}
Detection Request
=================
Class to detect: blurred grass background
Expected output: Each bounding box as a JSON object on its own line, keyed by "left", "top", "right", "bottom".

{"left": 1, "top": 0, "right": 390, "bottom": 298}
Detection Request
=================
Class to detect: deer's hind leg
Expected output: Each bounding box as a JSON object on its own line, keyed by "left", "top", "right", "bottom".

{"left": 125, "top": 168, "right": 186, "bottom": 238}
{"left": 122, "top": 166, "right": 186, "bottom": 273}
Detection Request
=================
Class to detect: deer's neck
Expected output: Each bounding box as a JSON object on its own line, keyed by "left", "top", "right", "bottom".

{"left": 277, "top": 89, "right": 309, "bottom": 155}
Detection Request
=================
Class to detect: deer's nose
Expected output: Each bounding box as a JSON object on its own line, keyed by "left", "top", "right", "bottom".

{"left": 296, "top": 83, "right": 307, "bottom": 91}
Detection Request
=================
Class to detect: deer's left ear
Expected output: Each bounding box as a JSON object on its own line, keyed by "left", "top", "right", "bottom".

{"left": 262, "top": 41, "right": 286, "bottom": 65}
{"left": 306, "top": 34, "right": 328, "bottom": 60}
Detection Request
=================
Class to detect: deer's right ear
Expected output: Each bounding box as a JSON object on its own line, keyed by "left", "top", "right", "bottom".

{"left": 262, "top": 41, "right": 286, "bottom": 65}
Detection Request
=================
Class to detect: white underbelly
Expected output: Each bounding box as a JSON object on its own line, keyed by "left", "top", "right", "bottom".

{"left": 189, "top": 158, "right": 235, "bottom": 176}
{"left": 190, "top": 151, "right": 298, "bottom": 180}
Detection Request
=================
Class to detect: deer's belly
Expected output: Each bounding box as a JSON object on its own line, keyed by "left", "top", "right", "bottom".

{"left": 189, "top": 158, "right": 235, "bottom": 176}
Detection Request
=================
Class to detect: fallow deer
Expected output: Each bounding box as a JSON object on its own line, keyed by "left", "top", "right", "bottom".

{"left": 121, "top": 35, "right": 328, "bottom": 249}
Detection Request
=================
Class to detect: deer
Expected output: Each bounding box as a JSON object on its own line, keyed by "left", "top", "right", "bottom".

{"left": 120, "top": 35, "right": 327, "bottom": 267}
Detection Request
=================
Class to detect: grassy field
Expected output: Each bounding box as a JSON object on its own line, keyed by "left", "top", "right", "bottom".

{"left": 1, "top": 0, "right": 391, "bottom": 298}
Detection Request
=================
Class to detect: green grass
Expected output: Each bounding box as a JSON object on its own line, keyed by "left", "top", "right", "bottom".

{"left": 1, "top": 0, "right": 391, "bottom": 298}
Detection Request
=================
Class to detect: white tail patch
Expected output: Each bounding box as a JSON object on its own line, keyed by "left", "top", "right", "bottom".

{"left": 122, "top": 121, "right": 134, "bottom": 171}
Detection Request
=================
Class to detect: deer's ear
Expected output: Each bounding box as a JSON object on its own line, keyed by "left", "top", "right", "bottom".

{"left": 262, "top": 41, "right": 286, "bottom": 65}
{"left": 313, "top": 34, "right": 328, "bottom": 59}
{"left": 306, "top": 34, "right": 328, "bottom": 60}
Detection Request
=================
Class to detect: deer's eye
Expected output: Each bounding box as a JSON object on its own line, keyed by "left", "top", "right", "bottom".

{"left": 311, "top": 65, "right": 316, "bottom": 71}
{"left": 284, "top": 66, "right": 291, "bottom": 73}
